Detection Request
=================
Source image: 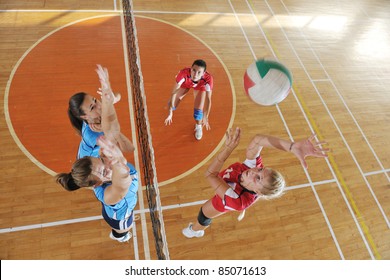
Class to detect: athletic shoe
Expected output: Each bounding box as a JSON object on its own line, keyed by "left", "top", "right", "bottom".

{"left": 194, "top": 124, "right": 203, "bottom": 140}
{"left": 109, "top": 231, "right": 132, "bottom": 243}
{"left": 182, "top": 223, "right": 204, "bottom": 238}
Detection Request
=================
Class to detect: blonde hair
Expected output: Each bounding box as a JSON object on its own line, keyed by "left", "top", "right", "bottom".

{"left": 260, "top": 168, "right": 285, "bottom": 200}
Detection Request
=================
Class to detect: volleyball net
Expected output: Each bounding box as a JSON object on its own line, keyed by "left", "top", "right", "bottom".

{"left": 121, "top": 0, "right": 169, "bottom": 260}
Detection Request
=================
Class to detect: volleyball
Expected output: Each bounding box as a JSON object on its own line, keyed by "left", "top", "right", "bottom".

{"left": 243, "top": 58, "right": 292, "bottom": 106}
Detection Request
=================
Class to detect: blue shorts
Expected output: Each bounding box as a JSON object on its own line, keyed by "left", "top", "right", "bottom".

{"left": 102, "top": 206, "right": 134, "bottom": 230}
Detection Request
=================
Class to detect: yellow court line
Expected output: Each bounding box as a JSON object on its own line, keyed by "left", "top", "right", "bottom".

{"left": 247, "top": 0, "right": 381, "bottom": 259}
{"left": 293, "top": 84, "right": 381, "bottom": 260}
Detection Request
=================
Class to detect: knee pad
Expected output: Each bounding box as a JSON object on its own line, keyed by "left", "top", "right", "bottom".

{"left": 193, "top": 109, "right": 203, "bottom": 121}
{"left": 197, "top": 208, "right": 212, "bottom": 226}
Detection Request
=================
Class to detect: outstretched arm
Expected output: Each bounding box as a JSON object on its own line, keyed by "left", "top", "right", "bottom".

{"left": 202, "top": 91, "right": 212, "bottom": 130}
{"left": 96, "top": 64, "right": 121, "bottom": 104}
{"left": 246, "top": 133, "right": 329, "bottom": 168}
{"left": 164, "top": 82, "right": 181, "bottom": 125}
{"left": 290, "top": 134, "right": 329, "bottom": 168}
{"left": 96, "top": 64, "right": 120, "bottom": 139}
{"left": 96, "top": 65, "right": 135, "bottom": 153}
{"left": 205, "top": 127, "right": 241, "bottom": 198}
{"left": 97, "top": 136, "right": 132, "bottom": 205}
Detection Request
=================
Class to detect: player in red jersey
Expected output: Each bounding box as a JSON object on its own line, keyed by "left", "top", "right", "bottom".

{"left": 164, "top": 59, "right": 213, "bottom": 140}
{"left": 182, "top": 127, "right": 329, "bottom": 238}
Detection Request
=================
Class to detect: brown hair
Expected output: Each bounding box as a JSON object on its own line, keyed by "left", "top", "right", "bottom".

{"left": 192, "top": 59, "right": 207, "bottom": 71}
{"left": 55, "top": 157, "right": 98, "bottom": 191}
{"left": 68, "top": 92, "right": 87, "bottom": 136}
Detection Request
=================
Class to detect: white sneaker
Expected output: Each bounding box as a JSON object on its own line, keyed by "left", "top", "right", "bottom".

{"left": 194, "top": 124, "right": 203, "bottom": 140}
{"left": 182, "top": 223, "right": 204, "bottom": 238}
{"left": 109, "top": 231, "right": 132, "bottom": 243}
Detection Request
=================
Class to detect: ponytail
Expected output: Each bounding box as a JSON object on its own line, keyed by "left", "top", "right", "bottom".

{"left": 68, "top": 92, "right": 87, "bottom": 135}
{"left": 55, "top": 157, "right": 96, "bottom": 191}
{"left": 56, "top": 173, "right": 80, "bottom": 191}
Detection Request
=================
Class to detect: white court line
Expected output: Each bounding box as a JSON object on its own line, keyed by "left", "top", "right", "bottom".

{"left": 0, "top": 9, "right": 121, "bottom": 12}
{"left": 262, "top": 0, "right": 376, "bottom": 258}
{"left": 132, "top": 220, "right": 139, "bottom": 260}
{"left": 0, "top": 178, "right": 336, "bottom": 234}
{"left": 254, "top": 0, "right": 376, "bottom": 258}
{"left": 113, "top": 0, "right": 117, "bottom": 11}
{"left": 2, "top": 13, "right": 142, "bottom": 259}
{"left": 278, "top": 0, "right": 390, "bottom": 226}
{"left": 3, "top": 16, "right": 122, "bottom": 177}
{"left": 118, "top": 0, "right": 139, "bottom": 261}
{"left": 364, "top": 169, "right": 390, "bottom": 177}
{"left": 0, "top": 9, "right": 259, "bottom": 16}
{"left": 229, "top": 0, "right": 345, "bottom": 259}
{"left": 0, "top": 215, "right": 102, "bottom": 234}
{"left": 311, "top": 79, "right": 389, "bottom": 182}
{"left": 119, "top": 12, "right": 151, "bottom": 259}
{"left": 4, "top": 4, "right": 388, "bottom": 258}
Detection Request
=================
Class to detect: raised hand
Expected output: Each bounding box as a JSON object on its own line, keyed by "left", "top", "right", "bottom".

{"left": 96, "top": 64, "right": 110, "bottom": 90}
{"left": 202, "top": 117, "right": 211, "bottom": 130}
{"left": 95, "top": 64, "right": 121, "bottom": 104}
{"left": 97, "top": 136, "right": 125, "bottom": 166}
{"left": 225, "top": 127, "right": 241, "bottom": 150}
{"left": 97, "top": 88, "right": 121, "bottom": 104}
{"left": 164, "top": 112, "right": 173, "bottom": 126}
{"left": 291, "top": 134, "right": 329, "bottom": 169}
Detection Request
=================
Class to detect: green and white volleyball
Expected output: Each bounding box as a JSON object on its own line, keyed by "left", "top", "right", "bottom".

{"left": 243, "top": 59, "right": 292, "bottom": 106}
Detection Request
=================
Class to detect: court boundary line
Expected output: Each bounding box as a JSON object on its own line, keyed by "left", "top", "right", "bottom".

{"left": 256, "top": 0, "right": 378, "bottom": 259}
{"left": 3, "top": 15, "right": 122, "bottom": 177}
{"left": 2, "top": 5, "right": 387, "bottom": 260}
{"left": 281, "top": 0, "right": 389, "bottom": 199}
{"left": 1, "top": 10, "right": 234, "bottom": 260}
{"left": 122, "top": 1, "right": 170, "bottom": 259}
{"left": 3, "top": 13, "right": 145, "bottom": 259}
{"left": 243, "top": 0, "right": 379, "bottom": 259}
{"left": 247, "top": 0, "right": 380, "bottom": 258}
{"left": 281, "top": 0, "right": 389, "bottom": 245}
{"left": 364, "top": 169, "right": 390, "bottom": 177}
{"left": 278, "top": 0, "right": 389, "bottom": 230}
{"left": 230, "top": 0, "right": 346, "bottom": 259}
{"left": 0, "top": 9, "right": 266, "bottom": 16}
{"left": 132, "top": 15, "right": 237, "bottom": 187}
{"left": 131, "top": 220, "right": 139, "bottom": 260}
{"left": 119, "top": 12, "right": 151, "bottom": 259}
{"left": 2, "top": 9, "right": 235, "bottom": 208}
{"left": 0, "top": 178, "right": 336, "bottom": 234}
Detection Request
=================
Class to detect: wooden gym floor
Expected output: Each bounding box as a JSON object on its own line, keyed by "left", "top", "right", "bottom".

{"left": 0, "top": 0, "right": 389, "bottom": 260}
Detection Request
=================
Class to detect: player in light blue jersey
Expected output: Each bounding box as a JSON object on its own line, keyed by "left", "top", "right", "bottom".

{"left": 57, "top": 65, "right": 137, "bottom": 242}
{"left": 67, "top": 70, "right": 130, "bottom": 158}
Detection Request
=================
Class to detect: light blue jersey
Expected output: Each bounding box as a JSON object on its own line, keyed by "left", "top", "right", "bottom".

{"left": 93, "top": 163, "right": 138, "bottom": 222}
{"left": 77, "top": 122, "right": 104, "bottom": 159}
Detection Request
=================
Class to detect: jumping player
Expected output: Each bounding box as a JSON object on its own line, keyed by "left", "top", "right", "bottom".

{"left": 182, "top": 127, "right": 329, "bottom": 238}
{"left": 57, "top": 65, "right": 137, "bottom": 243}
{"left": 68, "top": 67, "right": 131, "bottom": 159}
{"left": 164, "top": 59, "right": 213, "bottom": 140}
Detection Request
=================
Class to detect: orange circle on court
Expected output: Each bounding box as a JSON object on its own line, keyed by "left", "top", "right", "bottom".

{"left": 7, "top": 15, "right": 234, "bottom": 183}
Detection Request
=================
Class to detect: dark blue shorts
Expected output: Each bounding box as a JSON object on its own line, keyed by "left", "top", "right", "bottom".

{"left": 102, "top": 206, "right": 134, "bottom": 230}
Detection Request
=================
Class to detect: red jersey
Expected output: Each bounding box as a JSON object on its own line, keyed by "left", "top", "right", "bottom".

{"left": 175, "top": 68, "right": 213, "bottom": 92}
{"left": 212, "top": 157, "right": 264, "bottom": 212}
